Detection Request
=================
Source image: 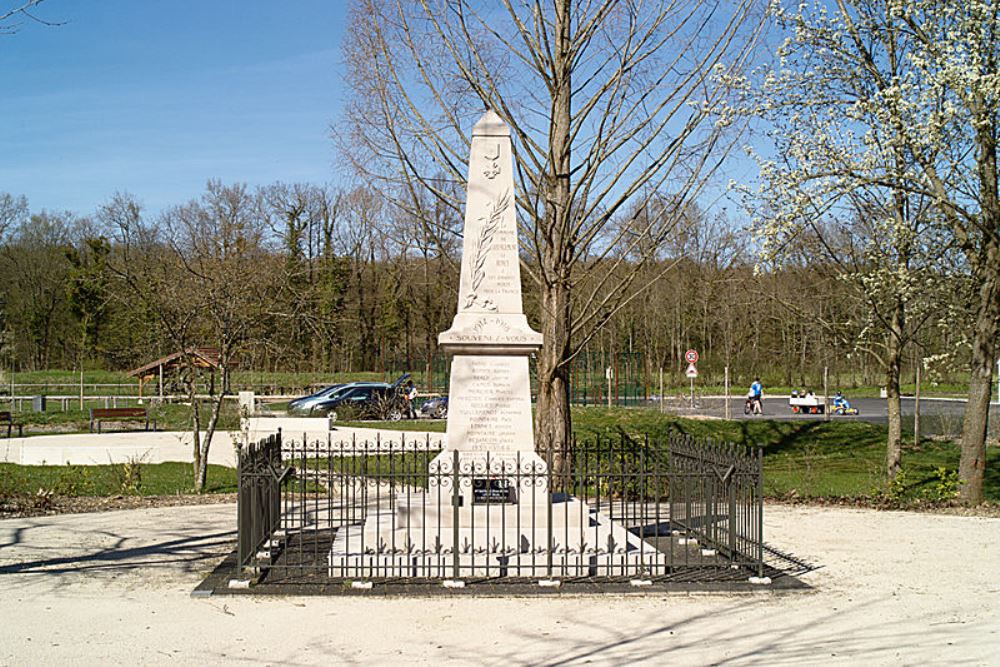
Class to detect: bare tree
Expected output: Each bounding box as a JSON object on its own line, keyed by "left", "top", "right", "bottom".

{"left": 0, "top": 193, "right": 27, "bottom": 239}
{"left": 104, "top": 183, "right": 279, "bottom": 492}
{"left": 1, "top": 0, "right": 62, "bottom": 35}
{"left": 342, "top": 0, "right": 764, "bottom": 456}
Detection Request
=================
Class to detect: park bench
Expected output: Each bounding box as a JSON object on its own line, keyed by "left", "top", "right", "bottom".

{"left": 89, "top": 407, "right": 156, "bottom": 433}
{"left": 0, "top": 411, "right": 23, "bottom": 438}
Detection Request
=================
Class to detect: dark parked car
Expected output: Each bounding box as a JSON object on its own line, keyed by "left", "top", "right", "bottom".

{"left": 310, "top": 374, "right": 411, "bottom": 422}
{"left": 419, "top": 395, "right": 448, "bottom": 419}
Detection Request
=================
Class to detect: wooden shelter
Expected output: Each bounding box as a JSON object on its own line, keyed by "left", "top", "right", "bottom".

{"left": 127, "top": 347, "right": 222, "bottom": 398}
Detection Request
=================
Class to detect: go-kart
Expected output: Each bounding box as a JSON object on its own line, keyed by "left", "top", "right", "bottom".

{"left": 832, "top": 397, "right": 859, "bottom": 415}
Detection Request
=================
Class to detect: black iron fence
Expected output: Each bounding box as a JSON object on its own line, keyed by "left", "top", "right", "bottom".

{"left": 668, "top": 437, "right": 764, "bottom": 570}
{"left": 234, "top": 430, "right": 766, "bottom": 586}
{"left": 236, "top": 432, "right": 287, "bottom": 571}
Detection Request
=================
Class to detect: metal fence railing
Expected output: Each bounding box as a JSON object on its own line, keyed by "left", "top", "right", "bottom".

{"left": 236, "top": 432, "right": 287, "bottom": 572}
{"left": 668, "top": 436, "right": 764, "bottom": 573}
{"left": 234, "top": 431, "right": 766, "bottom": 587}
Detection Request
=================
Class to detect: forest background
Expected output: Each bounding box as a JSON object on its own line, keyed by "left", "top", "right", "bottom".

{"left": 0, "top": 181, "right": 969, "bottom": 396}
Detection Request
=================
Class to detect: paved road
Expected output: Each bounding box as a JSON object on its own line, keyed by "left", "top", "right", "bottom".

{"left": 660, "top": 396, "right": 1000, "bottom": 435}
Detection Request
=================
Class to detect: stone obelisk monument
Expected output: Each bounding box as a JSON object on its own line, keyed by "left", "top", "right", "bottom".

{"left": 432, "top": 109, "right": 545, "bottom": 483}
{"left": 328, "top": 111, "right": 655, "bottom": 578}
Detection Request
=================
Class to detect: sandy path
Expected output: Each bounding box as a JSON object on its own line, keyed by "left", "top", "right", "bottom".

{"left": 1, "top": 504, "right": 997, "bottom": 665}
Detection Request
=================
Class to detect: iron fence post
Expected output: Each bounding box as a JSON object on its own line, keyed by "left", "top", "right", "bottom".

{"left": 452, "top": 449, "right": 460, "bottom": 581}
{"left": 757, "top": 446, "right": 765, "bottom": 578}
{"left": 725, "top": 473, "right": 739, "bottom": 561}
{"left": 236, "top": 441, "right": 243, "bottom": 574}
{"left": 546, "top": 445, "right": 553, "bottom": 579}
{"left": 271, "top": 430, "right": 281, "bottom": 541}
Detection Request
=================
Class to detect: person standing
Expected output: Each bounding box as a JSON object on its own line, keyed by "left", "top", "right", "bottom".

{"left": 404, "top": 380, "right": 418, "bottom": 419}
{"left": 749, "top": 377, "right": 764, "bottom": 415}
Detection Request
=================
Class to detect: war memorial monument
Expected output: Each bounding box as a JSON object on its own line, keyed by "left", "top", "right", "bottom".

{"left": 328, "top": 111, "right": 662, "bottom": 579}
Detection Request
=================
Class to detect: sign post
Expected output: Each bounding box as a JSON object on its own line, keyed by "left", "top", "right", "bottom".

{"left": 724, "top": 365, "right": 730, "bottom": 420}
{"left": 684, "top": 350, "right": 699, "bottom": 409}
{"left": 659, "top": 367, "right": 664, "bottom": 413}
{"left": 605, "top": 366, "right": 613, "bottom": 408}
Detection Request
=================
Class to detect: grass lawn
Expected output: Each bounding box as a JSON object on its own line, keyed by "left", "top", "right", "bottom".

{"left": 572, "top": 407, "right": 999, "bottom": 502}
{"left": 347, "top": 407, "right": 998, "bottom": 503}
{"left": 3, "top": 406, "right": 995, "bottom": 504}
{"left": 8, "top": 401, "right": 242, "bottom": 436}
{"left": 0, "top": 462, "right": 237, "bottom": 497}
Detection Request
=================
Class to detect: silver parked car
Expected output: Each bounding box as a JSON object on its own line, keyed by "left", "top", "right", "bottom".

{"left": 287, "top": 384, "right": 347, "bottom": 415}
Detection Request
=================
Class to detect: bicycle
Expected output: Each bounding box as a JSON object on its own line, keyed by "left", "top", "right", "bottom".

{"left": 744, "top": 395, "right": 763, "bottom": 416}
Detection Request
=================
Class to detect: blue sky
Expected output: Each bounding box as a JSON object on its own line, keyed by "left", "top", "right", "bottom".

{"left": 0, "top": 1, "right": 348, "bottom": 214}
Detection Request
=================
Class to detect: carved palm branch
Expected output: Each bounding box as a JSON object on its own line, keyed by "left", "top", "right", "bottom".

{"left": 464, "top": 189, "right": 511, "bottom": 309}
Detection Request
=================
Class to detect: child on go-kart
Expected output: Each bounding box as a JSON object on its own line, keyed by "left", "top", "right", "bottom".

{"left": 832, "top": 391, "right": 859, "bottom": 415}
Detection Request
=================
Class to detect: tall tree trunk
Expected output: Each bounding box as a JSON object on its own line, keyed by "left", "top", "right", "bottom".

{"left": 885, "top": 305, "right": 905, "bottom": 481}
{"left": 885, "top": 156, "right": 908, "bottom": 482}
{"left": 188, "top": 371, "right": 204, "bottom": 493}
{"left": 535, "top": 0, "right": 573, "bottom": 461}
{"left": 959, "top": 256, "right": 999, "bottom": 504}
{"left": 960, "top": 114, "right": 1000, "bottom": 505}
{"left": 198, "top": 376, "right": 227, "bottom": 493}
{"left": 536, "top": 281, "right": 572, "bottom": 461}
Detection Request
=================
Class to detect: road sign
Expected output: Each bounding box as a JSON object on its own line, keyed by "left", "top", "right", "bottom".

{"left": 685, "top": 363, "right": 698, "bottom": 378}
{"left": 685, "top": 349, "right": 699, "bottom": 364}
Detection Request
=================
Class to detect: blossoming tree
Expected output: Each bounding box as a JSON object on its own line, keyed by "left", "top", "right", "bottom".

{"left": 746, "top": 0, "right": 997, "bottom": 502}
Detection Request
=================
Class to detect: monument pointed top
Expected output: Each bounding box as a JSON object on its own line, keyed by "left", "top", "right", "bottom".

{"left": 472, "top": 109, "right": 510, "bottom": 137}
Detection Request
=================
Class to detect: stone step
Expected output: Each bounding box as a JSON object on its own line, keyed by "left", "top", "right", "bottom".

{"left": 328, "top": 551, "right": 669, "bottom": 579}
{"left": 392, "top": 497, "right": 596, "bottom": 528}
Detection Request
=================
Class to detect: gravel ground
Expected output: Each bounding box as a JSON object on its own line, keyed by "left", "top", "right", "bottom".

{"left": 1, "top": 503, "right": 997, "bottom": 665}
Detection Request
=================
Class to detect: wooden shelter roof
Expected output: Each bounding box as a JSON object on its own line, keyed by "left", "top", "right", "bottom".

{"left": 127, "top": 347, "right": 221, "bottom": 379}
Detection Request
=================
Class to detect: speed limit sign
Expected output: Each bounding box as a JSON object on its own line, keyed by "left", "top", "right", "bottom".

{"left": 685, "top": 349, "right": 699, "bottom": 364}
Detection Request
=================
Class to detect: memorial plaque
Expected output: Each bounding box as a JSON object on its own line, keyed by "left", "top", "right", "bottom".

{"left": 472, "top": 478, "right": 517, "bottom": 504}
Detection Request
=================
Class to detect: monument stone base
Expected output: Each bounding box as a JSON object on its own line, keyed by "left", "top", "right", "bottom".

{"left": 327, "top": 492, "right": 667, "bottom": 578}
{"left": 427, "top": 449, "right": 548, "bottom": 507}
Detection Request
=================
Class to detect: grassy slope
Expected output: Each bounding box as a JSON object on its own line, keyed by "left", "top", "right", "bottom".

{"left": 570, "top": 408, "right": 999, "bottom": 501}
{"left": 352, "top": 407, "right": 998, "bottom": 501}
{"left": 0, "top": 462, "right": 237, "bottom": 497}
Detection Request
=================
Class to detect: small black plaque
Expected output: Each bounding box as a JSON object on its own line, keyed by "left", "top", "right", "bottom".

{"left": 472, "top": 478, "right": 517, "bottom": 504}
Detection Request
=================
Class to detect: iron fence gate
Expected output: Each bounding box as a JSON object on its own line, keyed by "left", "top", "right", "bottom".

{"left": 234, "top": 430, "right": 766, "bottom": 586}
